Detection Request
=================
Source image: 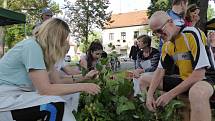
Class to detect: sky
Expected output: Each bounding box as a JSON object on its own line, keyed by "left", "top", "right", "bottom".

{"left": 52, "top": 0, "right": 215, "bottom": 14}
{"left": 51, "top": 0, "right": 215, "bottom": 20}
{"left": 107, "top": 0, "right": 150, "bottom": 13}
{"left": 52, "top": 0, "right": 151, "bottom": 13}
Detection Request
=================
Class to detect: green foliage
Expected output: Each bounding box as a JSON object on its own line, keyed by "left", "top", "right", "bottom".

{"left": 5, "top": 25, "right": 27, "bottom": 48}
{"left": 207, "top": 4, "right": 215, "bottom": 21}
{"left": 147, "top": 0, "right": 171, "bottom": 18}
{"left": 147, "top": 0, "right": 209, "bottom": 31}
{"left": 147, "top": 0, "right": 199, "bottom": 18}
{"left": 79, "top": 31, "right": 102, "bottom": 52}
{"left": 0, "top": 0, "right": 60, "bottom": 49}
{"left": 155, "top": 100, "right": 185, "bottom": 121}
{"left": 107, "top": 42, "right": 116, "bottom": 50}
{"left": 75, "top": 56, "right": 185, "bottom": 121}
{"left": 189, "top": 0, "right": 198, "bottom": 4}
{"left": 64, "top": 0, "right": 111, "bottom": 50}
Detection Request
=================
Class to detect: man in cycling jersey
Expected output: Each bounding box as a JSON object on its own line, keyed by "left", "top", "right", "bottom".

{"left": 143, "top": 11, "right": 214, "bottom": 121}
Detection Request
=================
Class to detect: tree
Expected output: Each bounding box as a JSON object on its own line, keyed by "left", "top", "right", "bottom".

{"left": 64, "top": 0, "right": 111, "bottom": 52}
{"left": 147, "top": 0, "right": 171, "bottom": 18}
{"left": 0, "top": 0, "right": 60, "bottom": 49}
{"left": 207, "top": 4, "right": 215, "bottom": 21}
{"left": 79, "top": 31, "right": 102, "bottom": 52}
{"left": 195, "top": 0, "right": 209, "bottom": 32}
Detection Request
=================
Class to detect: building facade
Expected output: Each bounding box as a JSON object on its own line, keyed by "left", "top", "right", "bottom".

{"left": 102, "top": 10, "right": 150, "bottom": 56}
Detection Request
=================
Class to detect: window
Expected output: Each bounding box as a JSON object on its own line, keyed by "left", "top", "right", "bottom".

{"left": 117, "top": 40, "right": 120, "bottom": 42}
{"left": 123, "top": 40, "right": 126, "bottom": 43}
{"left": 134, "top": 31, "right": 139, "bottom": 39}
{"left": 121, "top": 32, "right": 126, "bottom": 40}
{"left": 109, "top": 33, "right": 114, "bottom": 40}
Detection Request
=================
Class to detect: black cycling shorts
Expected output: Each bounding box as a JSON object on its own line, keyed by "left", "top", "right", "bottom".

{"left": 163, "top": 75, "right": 215, "bottom": 92}
{"left": 163, "top": 75, "right": 215, "bottom": 108}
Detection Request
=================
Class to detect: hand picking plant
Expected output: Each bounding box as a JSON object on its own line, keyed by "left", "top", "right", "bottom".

{"left": 74, "top": 56, "right": 185, "bottom": 121}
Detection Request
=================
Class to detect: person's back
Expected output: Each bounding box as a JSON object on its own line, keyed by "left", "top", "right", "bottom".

{"left": 129, "top": 41, "right": 139, "bottom": 69}
{"left": 0, "top": 38, "right": 44, "bottom": 88}
{"left": 167, "top": 10, "right": 185, "bottom": 27}
{"left": 129, "top": 45, "right": 139, "bottom": 60}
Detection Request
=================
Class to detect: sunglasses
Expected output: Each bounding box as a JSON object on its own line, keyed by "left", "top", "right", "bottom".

{"left": 45, "top": 14, "right": 53, "bottom": 17}
{"left": 152, "top": 19, "right": 171, "bottom": 36}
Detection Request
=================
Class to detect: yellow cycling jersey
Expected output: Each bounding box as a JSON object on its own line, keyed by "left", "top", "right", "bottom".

{"left": 158, "top": 27, "right": 211, "bottom": 80}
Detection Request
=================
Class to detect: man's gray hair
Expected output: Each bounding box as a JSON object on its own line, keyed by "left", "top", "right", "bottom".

{"left": 149, "top": 11, "right": 171, "bottom": 30}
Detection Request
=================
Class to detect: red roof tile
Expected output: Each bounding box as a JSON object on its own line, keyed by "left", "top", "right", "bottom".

{"left": 104, "top": 10, "right": 148, "bottom": 29}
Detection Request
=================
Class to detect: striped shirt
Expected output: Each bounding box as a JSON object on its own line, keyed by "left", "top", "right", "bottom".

{"left": 137, "top": 47, "right": 160, "bottom": 72}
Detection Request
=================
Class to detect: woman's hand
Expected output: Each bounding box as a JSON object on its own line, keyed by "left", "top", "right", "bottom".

{"left": 133, "top": 68, "right": 144, "bottom": 78}
{"left": 85, "top": 70, "right": 99, "bottom": 79}
{"left": 80, "top": 83, "right": 101, "bottom": 95}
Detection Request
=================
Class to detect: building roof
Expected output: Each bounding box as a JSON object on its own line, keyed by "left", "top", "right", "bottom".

{"left": 104, "top": 10, "right": 148, "bottom": 29}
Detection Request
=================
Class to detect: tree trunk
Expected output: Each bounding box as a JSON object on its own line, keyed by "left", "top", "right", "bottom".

{"left": 196, "top": 0, "right": 209, "bottom": 32}
{"left": 0, "top": 27, "right": 4, "bottom": 57}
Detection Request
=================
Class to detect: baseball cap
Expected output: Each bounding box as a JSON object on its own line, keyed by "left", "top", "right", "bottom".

{"left": 41, "top": 7, "right": 53, "bottom": 16}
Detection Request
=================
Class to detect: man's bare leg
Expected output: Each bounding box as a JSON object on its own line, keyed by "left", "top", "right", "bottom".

{"left": 189, "top": 81, "right": 213, "bottom": 121}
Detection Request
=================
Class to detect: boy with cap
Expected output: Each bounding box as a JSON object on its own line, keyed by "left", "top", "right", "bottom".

{"left": 32, "top": 7, "right": 53, "bottom": 34}
{"left": 41, "top": 7, "right": 53, "bottom": 22}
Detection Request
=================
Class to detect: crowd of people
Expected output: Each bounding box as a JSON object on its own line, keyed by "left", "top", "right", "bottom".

{"left": 0, "top": 0, "right": 215, "bottom": 120}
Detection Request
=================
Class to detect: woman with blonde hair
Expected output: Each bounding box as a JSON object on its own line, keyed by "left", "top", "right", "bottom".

{"left": 0, "top": 18, "right": 100, "bottom": 121}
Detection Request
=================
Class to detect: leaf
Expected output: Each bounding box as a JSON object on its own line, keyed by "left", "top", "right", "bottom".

{"left": 116, "top": 97, "right": 135, "bottom": 115}
{"left": 96, "top": 63, "right": 103, "bottom": 71}
{"left": 118, "top": 79, "right": 133, "bottom": 96}
{"left": 164, "top": 100, "right": 185, "bottom": 120}
{"left": 100, "top": 58, "right": 109, "bottom": 65}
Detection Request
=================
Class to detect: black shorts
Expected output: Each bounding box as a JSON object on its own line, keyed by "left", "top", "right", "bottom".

{"left": 11, "top": 102, "right": 64, "bottom": 121}
{"left": 163, "top": 75, "right": 215, "bottom": 108}
{"left": 163, "top": 75, "right": 215, "bottom": 95}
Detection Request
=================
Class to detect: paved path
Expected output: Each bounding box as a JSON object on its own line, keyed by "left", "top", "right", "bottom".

{"left": 118, "top": 60, "right": 135, "bottom": 71}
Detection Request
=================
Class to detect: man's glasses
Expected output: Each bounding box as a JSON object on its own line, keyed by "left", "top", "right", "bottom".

{"left": 152, "top": 19, "right": 171, "bottom": 36}
{"left": 45, "top": 14, "right": 53, "bottom": 17}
